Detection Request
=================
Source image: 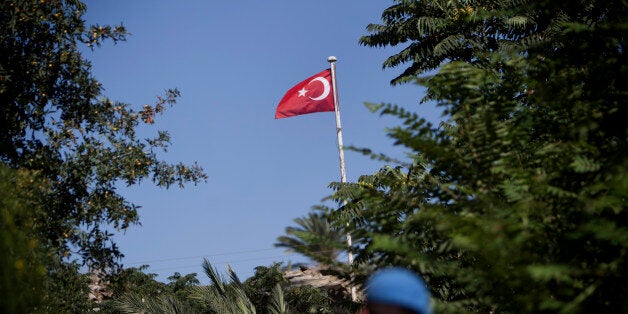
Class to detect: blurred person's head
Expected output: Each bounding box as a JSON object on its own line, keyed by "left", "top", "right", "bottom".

{"left": 361, "top": 267, "right": 432, "bottom": 314}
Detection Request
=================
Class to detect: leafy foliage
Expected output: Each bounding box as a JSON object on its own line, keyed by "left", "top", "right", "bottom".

{"left": 99, "top": 267, "right": 203, "bottom": 313}
{"left": 0, "top": 165, "right": 48, "bottom": 313}
{"left": 0, "top": 164, "right": 98, "bottom": 312}
{"left": 284, "top": 284, "right": 335, "bottom": 314}
{"left": 168, "top": 271, "right": 201, "bottom": 305}
{"left": 0, "top": 0, "right": 207, "bottom": 271}
{"left": 107, "top": 265, "right": 169, "bottom": 299}
{"left": 243, "top": 263, "right": 287, "bottom": 311}
{"left": 43, "top": 261, "right": 95, "bottom": 313}
{"left": 360, "top": 0, "right": 581, "bottom": 85}
{"left": 325, "top": 0, "right": 628, "bottom": 312}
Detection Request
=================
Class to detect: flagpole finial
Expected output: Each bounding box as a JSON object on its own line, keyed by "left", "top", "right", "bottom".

{"left": 327, "top": 56, "right": 337, "bottom": 62}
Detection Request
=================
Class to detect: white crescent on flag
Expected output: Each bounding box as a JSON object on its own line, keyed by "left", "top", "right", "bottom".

{"left": 307, "top": 77, "right": 331, "bottom": 101}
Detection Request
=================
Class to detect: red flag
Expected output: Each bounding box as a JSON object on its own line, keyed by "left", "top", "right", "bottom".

{"left": 275, "top": 69, "right": 335, "bottom": 119}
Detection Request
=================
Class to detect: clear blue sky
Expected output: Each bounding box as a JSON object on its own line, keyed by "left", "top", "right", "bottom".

{"left": 82, "top": 1, "right": 442, "bottom": 283}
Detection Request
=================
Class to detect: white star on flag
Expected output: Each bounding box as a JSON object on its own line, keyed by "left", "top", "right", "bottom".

{"left": 297, "top": 87, "right": 308, "bottom": 97}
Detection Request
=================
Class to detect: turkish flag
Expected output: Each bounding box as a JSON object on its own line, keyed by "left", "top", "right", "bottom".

{"left": 275, "top": 69, "right": 335, "bottom": 119}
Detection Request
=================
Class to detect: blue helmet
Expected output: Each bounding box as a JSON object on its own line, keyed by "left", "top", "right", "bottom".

{"left": 365, "top": 267, "right": 432, "bottom": 314}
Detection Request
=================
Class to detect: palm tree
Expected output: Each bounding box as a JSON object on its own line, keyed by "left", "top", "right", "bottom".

{"left": 111, "top": 293, "right": 194, "bottom": 314}
{"left": 111, "top": 259, "right": 288, "bottom": 314}
{"left": 188, "top": 259, "right": 256, "bottom": 313}
{"left": 275, "top": 212, "right": 346, "bottom": 268}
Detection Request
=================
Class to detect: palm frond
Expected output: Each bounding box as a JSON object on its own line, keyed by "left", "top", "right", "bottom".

{"left": 112, "top": 292, "right": 195, "bottom": 314}
{"left": 202, "top": 258, "right": 226, "bottom": 294}
{"left": 267, "top": 284, "right": 287, "bottom": 314}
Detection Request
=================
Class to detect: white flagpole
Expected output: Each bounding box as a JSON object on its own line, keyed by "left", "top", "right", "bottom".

{"left": 327, "top": 56, "right": 357, "bottom": 302}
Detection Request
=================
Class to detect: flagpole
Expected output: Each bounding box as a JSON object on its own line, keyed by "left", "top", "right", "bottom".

{"left": 327, "top": 56, "right": 357, "bottom": 302}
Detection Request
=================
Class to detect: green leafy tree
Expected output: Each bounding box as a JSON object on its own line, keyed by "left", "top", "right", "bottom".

{"left": 108, "top": 265, "right": 168, "bottom": 298}
{"left": 0, "top": 165, "right": 96, "bottom": 312}
{"left": 360, "top": 0, "right": 571, "bottom": 85}
{"left": 0, "top": 165, "right": 48, "bottom": 313}
{"left": 284, "top": 285, "right": 335, "bottom": 314}
{"left": 43, "top": 260, "right": 94, "bottom": 312}
{"left": 168, "top": 272, "right": 204, "bottom": 313}
{"left": 168, "top": 272, "right": 200, "bottom": 297}
{"left": 102, "top": 267, "right": 201, "bottom": 313}
{"left": 0, "top": 0, "right": 207, "bottom": 271}
{"left": 328, "top": 0, "right": 626, "bottom": 312}
{"left": 243, "top": 263, "right": 287, "bottom": 311}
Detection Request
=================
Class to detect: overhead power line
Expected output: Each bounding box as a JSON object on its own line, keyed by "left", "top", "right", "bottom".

{"left": 124, "top": 247, "right": 280, "bottom": 266}
{"left": 124, "top": 245, "right": 343, "bottom": 266}
{"left": 149, "top": 253, "right": 301, "bottom": 273}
